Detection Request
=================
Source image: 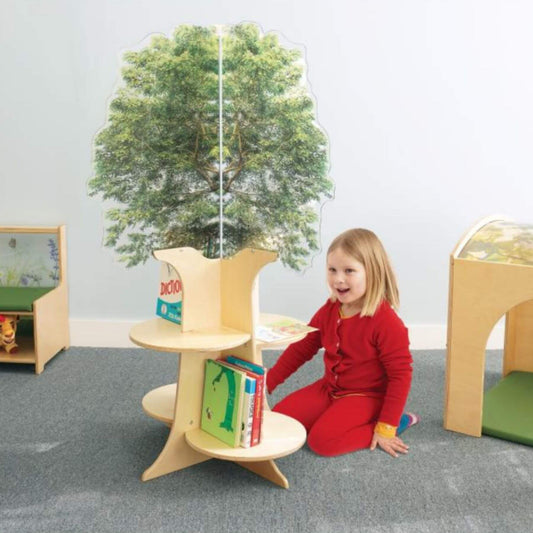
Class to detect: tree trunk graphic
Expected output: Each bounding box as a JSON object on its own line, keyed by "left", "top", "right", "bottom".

{"left": 212, "top": 365, "right": 237, "bottom": 432}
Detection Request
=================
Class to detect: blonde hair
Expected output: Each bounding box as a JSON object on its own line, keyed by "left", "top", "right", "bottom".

{"left": 327, "top": 228, "right": 400, "bottom": 316}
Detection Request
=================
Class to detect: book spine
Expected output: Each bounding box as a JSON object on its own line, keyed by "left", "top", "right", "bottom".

{"left": 226, "top": 355, "right": 265, "bottom": 375}
{"left": 240, "top": 378, "right": 256, "bottom": 448}
{"left": 251, "top": 372, "right": 264, "bottom": 446}
{"left": 232, "top": 373, "right": 246, "bottom": 447}
{"left": 223, "top": 356, "right": 267, "bottom": 446}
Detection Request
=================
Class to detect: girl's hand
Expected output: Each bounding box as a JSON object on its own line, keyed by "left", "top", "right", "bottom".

{"left": 370, "top": 432, "right": 409, "bottom": 458}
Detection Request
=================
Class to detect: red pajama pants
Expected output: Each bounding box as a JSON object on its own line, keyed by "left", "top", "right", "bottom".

{"left": 272, "top": 378, "right": 383, "bottom": 456}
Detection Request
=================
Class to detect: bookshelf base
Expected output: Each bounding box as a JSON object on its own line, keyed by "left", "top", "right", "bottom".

{"left": 133, "top": 337, "right": 308, "bottom": 487}
{"left": 142, "top": 382, "right": 306, "bottom": 487}
{"left": 186, "top": 411, "right": 306, "bottom": 489}
{"left": 236, "top": 459, "right": 289, "bottom": 489}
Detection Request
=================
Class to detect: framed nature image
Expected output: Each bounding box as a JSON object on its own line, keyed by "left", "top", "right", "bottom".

{"left": 0, "top": 232, "right": 60, "bottom": 288}
{"left": 89, "top": 23, "right": 332, "bottom": 271}
{"left": 458, "top": 219, "right": 533, "bottom": 266}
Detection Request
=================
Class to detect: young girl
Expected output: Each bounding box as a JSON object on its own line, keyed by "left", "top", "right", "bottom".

{"left": 267, "top": 228, "right": 418, "bottom": 458}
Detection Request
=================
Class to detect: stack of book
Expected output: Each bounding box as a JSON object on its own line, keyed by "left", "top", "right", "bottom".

{"left": 200, "top": 356, "right": 266, "bottom": 448}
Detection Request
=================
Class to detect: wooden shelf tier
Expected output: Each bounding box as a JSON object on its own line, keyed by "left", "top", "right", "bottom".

{"left": 142, "top": 383, "right": 176, "bottom": 424}
{"left": 142, "top": 384, "right": 306, "bottom": 461}
{"left": 0, "top": 336, "right": 36, "bottom": 365}
{"left": 186, "top": 411, "right": 306, "bottom": 462}
{"left": 130, "top": 318, "right": 251, "bottom": 352}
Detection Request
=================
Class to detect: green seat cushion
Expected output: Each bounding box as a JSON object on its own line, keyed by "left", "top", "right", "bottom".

{"left": 482, "top": 371, "right": 533, "bottom": 447}
{"left": 0, "top": 287, "right": 55, "bottom": 312}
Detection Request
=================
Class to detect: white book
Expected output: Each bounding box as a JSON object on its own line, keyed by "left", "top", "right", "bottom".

{"left": 239, "top": 376, "right": 257, "bottom": 448}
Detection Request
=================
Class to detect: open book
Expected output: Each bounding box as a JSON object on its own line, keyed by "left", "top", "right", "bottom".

{"left": 255, "top": 318, "right": 316, "bottom": 343}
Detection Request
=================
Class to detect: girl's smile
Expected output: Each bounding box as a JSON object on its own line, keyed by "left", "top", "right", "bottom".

{"left": 327, "top": 248, "right": 367, "bottom": 317}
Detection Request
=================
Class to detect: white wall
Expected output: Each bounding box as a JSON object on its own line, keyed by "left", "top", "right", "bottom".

{"left": 1, "top": 0, "right": 532, "bottom": 348}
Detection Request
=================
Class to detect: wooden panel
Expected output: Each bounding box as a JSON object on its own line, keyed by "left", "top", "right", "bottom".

{"left": 141, "top": 351, "right": 212, "bottom": 481}
{"left": 504, "top": 300, "right": 533, "bottom": 375}
{"left": 130, "top": 318, "right": 250, "bottom": 352}
{"left": 57, "top": 225, "right": 67, "bottom": 284}
{"left": 0, "top": 226, "right": 62, "bottom": 234}
{"left": 236, "top": 459, "right": 289, "bottom": 489}
{"left": 33, "top": 283, "right": 69, "bottom": 373}
{"left": 445, "top": 258, "right": 533, "bottom": 436}
{"left": 220, "top": 248, "right": 277, "bottom": 334}
{"left": 154, "top": 247, "right": 221, "bottom": 331}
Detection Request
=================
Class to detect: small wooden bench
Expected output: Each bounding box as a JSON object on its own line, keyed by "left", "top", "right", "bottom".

{"left": 0, "top": 226, "right": 69, "bottom": 373}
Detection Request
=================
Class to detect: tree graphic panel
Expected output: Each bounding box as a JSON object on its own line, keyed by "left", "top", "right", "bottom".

{"left": 89, "top": 23, "right": 332, "bottom": 269}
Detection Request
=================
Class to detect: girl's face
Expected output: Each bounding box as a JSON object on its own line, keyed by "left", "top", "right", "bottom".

{"left": 327, "top": 247, "right": 367, "bottom": 315}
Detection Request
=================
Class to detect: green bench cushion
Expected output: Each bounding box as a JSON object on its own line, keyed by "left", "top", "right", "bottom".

{"left": 0, "top": 287, "right": 55, "bottom": 312}
{"left": 482, "top": 371, "right": 533, "bottom": 447}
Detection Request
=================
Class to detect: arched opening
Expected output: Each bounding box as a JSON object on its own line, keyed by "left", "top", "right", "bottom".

{"left": 483, "top": 317, "right": 505, "bottom": 394}
{"left": 481, "top": 299, "right": 533, "bottom": 447}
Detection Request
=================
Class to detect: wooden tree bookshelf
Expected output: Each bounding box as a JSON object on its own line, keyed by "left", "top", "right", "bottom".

{"left": 129, "top": 247, "right": 307, "bottom": 488}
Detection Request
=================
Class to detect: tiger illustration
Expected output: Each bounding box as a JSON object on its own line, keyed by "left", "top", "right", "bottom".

{"left": 0, "top": 314, "right": 19, "bottom": 354}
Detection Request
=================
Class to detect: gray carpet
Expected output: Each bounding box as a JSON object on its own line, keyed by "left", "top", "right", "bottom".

{"left": 1, "top": 348, "right": 532, "bottom": 533}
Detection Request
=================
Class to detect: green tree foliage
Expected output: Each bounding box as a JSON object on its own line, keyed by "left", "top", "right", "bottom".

{"left": 89, "top": 23, "right": 332, "bottom": 269}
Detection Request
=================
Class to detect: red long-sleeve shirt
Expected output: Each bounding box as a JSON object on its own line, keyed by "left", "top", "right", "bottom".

{"left": 267, "top": 299, "right": 413, "bottom": 427}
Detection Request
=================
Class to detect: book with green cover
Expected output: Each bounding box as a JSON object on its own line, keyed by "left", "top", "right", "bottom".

{"left": 200, "top": 359, "right": 246, "bottom": 447}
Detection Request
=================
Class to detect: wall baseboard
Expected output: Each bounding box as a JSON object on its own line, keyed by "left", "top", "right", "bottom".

{"left": 405, "top": 324, "right": 504, "bottom": 350}
{"left": 70, "top": 319, "right": 139, "bottom": 348}
{"left": 69, "top": 319, "right": 505, "bottom": 351}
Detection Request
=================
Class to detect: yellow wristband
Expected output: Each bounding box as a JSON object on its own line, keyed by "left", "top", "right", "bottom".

{"left": 374, "top": 421, "right": 397, "bottom": 439}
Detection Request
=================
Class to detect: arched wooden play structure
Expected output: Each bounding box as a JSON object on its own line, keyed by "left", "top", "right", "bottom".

{"left": 444, "top": 215, "right": 533, "bottom": 445}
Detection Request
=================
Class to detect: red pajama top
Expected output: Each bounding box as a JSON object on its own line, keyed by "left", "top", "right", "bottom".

{"left": 266, "top": 299, "right": 413, "bottom": 427}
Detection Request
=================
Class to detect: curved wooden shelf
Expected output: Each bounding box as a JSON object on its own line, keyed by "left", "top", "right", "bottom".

{"left": 185, "top": 411, "right": 306, "bottom": 462}
{"left": 130, "top": 318, "right": 250, "bottom": 353}
{"left": 142, "top": 385, "right": 306, "bottom": 462}
{"left": 142, "top": 383, "right": 176, "bottom": 424}
{"left": 256, "top": 313, "right": 314, "bottom": 348}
